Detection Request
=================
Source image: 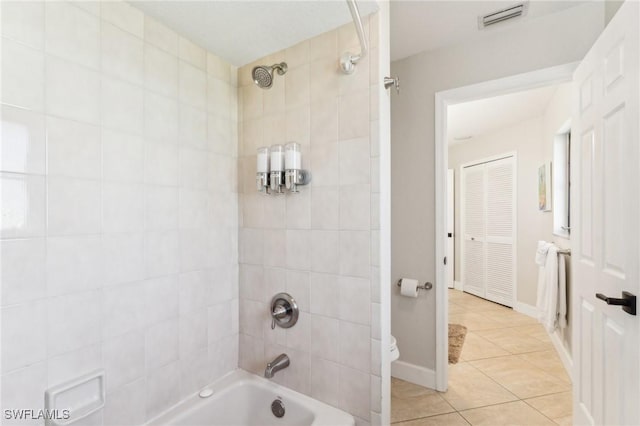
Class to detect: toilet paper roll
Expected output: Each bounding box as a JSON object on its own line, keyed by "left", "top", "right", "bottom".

{"left": 400, "top": 278, "right": 419, "bottom": 298}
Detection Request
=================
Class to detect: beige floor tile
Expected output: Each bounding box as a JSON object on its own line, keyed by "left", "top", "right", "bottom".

{"left": 453, "top": 297, "right": 506, "bottom": 313}
{"left": 392, "top": 290, "right": 573, "bottom": 426}
{"left": 474, "top": 328, "right": 553, "bottom": 354}
{"left": 391, "top": 394, "right": 456, "bottom": 423}
{"left": 392, "top": 378, "right": 438, "bottom": 399}
{"left": 448, "top": 289, "right": 471, "bottom": 302}
{"left": 515, "top": 351, "right": 571, "bottom": 384}
{"left": 510, "top": 324, "right": 552, "bottom": 342}
{"left": 449, "top": 312, "right": 504, "bottom": 331}
{"left": 553, "top": 415, "right": 573, "bottom": 425}
{"left": 393, "top": 412, "right": 471, "bottom": 426}
{"left": 470, "top": 356, "right": 571, "bottom": 399}
{"left": 448, "top": 303, "right": 468, "bottom": 314}
{"left": 525, "top": 391, "right": 572, "bottom": 420}
{"left": 441, "top": 363, "right": 518, "bottom": 411}
{"left": 460, "top": 400, "right": 556, "bottom": 426}
{"left": 459, "top": 332, "right": 510, "bottom": 361}
{"left": 481, "top": 309, "right": 540, "bottom": 326}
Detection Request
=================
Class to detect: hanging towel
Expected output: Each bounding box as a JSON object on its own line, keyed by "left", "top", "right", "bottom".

{"left": 558, "top": 252, "right": 567, "bottom": 329}
{"left": 537, "top": 245, "right": 559, "bottom": 333}
{"left": 535, "top": 241, "right": 552, "bottom": 316}
{"left": 535, "top": 240, "right": 552, "bottom": 266}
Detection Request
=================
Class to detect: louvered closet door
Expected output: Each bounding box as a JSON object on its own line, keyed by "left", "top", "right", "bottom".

{"left": 461, "top": 156, "right": 515, "bottom": 306}
{"left": 462, "top": 164, "right": 486, "bottom": 299}
{"left": 484, "top": 157, "right": 515, "bottom": 307}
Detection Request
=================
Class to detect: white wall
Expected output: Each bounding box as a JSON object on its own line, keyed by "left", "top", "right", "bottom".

{"left": 0, "top": 1, "right": 238, "bottom": 423}
{"left": 390, "top": 2, "right": 604, "bottom": 372}
{"left": 542, "top": 83, "right": 573, "bottom": 354}
{"left": 236, "top": 16, "right": 383, "bottom": 424}
{"left": 449, "top": 116, "right": 547, "bottom": 307}
{"left": 543, "top": 83, "right": 572, "bottom": 247}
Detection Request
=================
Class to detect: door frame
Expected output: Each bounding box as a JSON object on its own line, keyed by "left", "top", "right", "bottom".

{"left": 447, "top": 168, "right": 455, "bottom": 289}
{"left": 459, "top": 152, "right": 517, "bottom": 306}
{"left": 433, "top": 62, "right": 578, "bottom": 391}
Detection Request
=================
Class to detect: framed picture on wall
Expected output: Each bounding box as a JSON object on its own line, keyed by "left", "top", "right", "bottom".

{"left": 538, "top": 161, "right": 552, "bottom": 211}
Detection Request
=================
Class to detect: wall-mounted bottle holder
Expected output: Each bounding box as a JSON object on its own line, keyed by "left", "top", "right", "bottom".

{"left": 270, "top": 292, "right": 299, "bottom": 329}
{"left": 257, "top": 143, "right": 310, "bottom": 194}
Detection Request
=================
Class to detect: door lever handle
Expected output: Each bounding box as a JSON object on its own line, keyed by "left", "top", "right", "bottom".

{"left": 595, "top": 291, "right": 636, "bottom": 316}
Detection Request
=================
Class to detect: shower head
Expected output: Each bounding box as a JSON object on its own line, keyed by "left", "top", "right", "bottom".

{"left": 252, "top": 63, "right": 288, "bottom": 89}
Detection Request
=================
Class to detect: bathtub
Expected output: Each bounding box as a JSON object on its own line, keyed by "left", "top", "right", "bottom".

{"left": 147, "top": 369, "right": 355, "bottom": 426}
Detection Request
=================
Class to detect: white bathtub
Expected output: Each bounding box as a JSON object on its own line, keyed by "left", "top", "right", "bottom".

{"left": 147, "top": 369, "right": 355, "bottom": 426}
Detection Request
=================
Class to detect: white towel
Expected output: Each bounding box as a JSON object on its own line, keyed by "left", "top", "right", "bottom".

{"left": 535, "top": 240, "right": 552, "bottom": 266}
{"left": 558, "top": 252, "right": 567, "bottom": 329}
{"left": 535, "top": 241, "right": 552, "bottom": 315}
{"left": 537, "top": 245, "right": 559, "bottom": 333}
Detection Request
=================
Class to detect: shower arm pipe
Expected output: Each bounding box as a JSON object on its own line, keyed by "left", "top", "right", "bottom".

{"left": 347, "top": 0, "right": 368, "bottom": 62}
{"left": 341, "top": 0, "right": 368, "bottom": 74}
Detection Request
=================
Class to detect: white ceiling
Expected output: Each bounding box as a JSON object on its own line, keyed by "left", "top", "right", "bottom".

{"left": 130, "top": 1, "right": 378, "bottom": 67}
{"left": 390, "top": 1, "right": 588, "bottom": 61}
{"left": 447, "top": 83, "right": 569, "bottom": 145}
{"left": 130, "top": 1, "right": 591, "bottom": 67}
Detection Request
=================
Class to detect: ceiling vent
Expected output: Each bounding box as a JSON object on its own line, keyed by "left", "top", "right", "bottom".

{"left": 478, "top": 2, "right": 529, "bottom": 29}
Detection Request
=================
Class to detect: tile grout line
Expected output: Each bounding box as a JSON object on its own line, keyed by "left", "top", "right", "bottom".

{"left": 521, "top": 396, "right": 564, "bottom": 425}
{"left": 454, "top": 291, "right": 571, "bottom": 424}
{"left": 391, "top": 289, "right": 572, "bottom": 424}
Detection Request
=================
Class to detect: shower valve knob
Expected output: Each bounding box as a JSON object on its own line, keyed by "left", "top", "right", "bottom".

{"left": 270, "top": 293, "right": 299, "bottom": 329}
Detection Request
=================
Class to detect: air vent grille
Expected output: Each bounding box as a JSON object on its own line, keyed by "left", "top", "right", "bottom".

{"left": 479, "top": 3, "right": 529, "bottom": 28}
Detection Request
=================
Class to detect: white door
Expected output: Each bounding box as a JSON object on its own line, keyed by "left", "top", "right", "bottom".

{"left": 462, "top": 163, "right": 486, "bottom": 298}
{"left": 572, "top": 2, "right": 639, "bottom": 425}
{"left": 447, "top": 169, "right": 455, "bottom": 289}
{"left": 484, "top": 158, "right": 516, "bottom": 307}
{"left": 461, "top": 156, "right": 516, "bottom": 306}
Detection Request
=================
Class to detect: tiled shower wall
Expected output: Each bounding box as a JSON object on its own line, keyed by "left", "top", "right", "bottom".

{"left": 237, "top": 15, "right": 382, "bottom": 424}
{"left": 0, "top": 1, "right": 238, "bottom": 424}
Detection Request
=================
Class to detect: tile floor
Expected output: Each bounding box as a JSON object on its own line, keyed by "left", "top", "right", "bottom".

{"left": 391, "top": 290, "right": 572, "bottom": 425}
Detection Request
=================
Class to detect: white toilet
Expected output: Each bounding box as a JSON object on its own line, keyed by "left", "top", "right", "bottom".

{"left": 390, "top": 335, "right": 400, "bottom": 362}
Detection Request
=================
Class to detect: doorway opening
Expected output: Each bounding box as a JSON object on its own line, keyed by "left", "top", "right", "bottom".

{"left": 444, "top": 82, "right": 573, "bottom": 422}
{"left": 390, "top": 5, "right": 639, "bottom": 424}
{"left": 390, "top": 65, "right": 576, "bottom": 424}
{"left": 390, "top": 64, "right": 578, "bottom": 424}
{"left": 434, "top": 63, "right": 577, "bottom": 386}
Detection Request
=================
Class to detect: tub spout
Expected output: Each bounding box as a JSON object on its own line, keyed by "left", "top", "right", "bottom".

{"left": 264, "top": 354, "right": 290, "bottom": 378}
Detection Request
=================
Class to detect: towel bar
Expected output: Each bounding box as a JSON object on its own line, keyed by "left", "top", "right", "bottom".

{"left": 557, "top": 249, "right": 571, "bottom": 255}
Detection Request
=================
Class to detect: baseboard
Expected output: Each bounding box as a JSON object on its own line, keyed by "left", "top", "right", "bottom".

{"left": 549, "top": 330, "right": 573, "bottom": 380}
{"left": 454, "top": 281, "right": 463, "bottom": 291}
{"left": 514, "top": 303, "right": 573, "bottom": 380}
{"left": 391, "top": 360, "right": 436, "bottom": 389}
{"left": 514, "top": 302, "right": 539, "bottom": 319}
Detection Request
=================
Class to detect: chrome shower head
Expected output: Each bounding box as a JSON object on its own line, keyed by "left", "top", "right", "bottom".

{"left": 252, "top": 63, "right": 288, "bottom": 89}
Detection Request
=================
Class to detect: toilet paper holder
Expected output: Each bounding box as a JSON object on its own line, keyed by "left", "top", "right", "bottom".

{"left": 396, "top": 280, "right": 433, "bottom": 291}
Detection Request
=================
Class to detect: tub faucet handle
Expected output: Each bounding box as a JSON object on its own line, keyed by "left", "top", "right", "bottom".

{"left": 271, "top": 304, "right": 288, "bottom": 329}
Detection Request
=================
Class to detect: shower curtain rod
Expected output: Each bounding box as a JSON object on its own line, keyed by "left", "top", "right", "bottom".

{"left": 340, "top": 0, "right": 368, "bottom": 74}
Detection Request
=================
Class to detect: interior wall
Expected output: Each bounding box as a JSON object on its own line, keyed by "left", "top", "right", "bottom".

{"left": 541, "top": 83, "right": 573, "bottom": 353}
{"left": 236, "top": 15, "right": 382, "bottom": 424}
{"left": 449, "top": 116, "right": 546, "bottom": 307}
{"left": 605, "top": 0, "right": 624, "bottom": 26}
{"left": 0, "top": 1, "right": 238, "bottom": 423}
{"left": 390, "top": 2, "right": 604, "bottom": 371}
